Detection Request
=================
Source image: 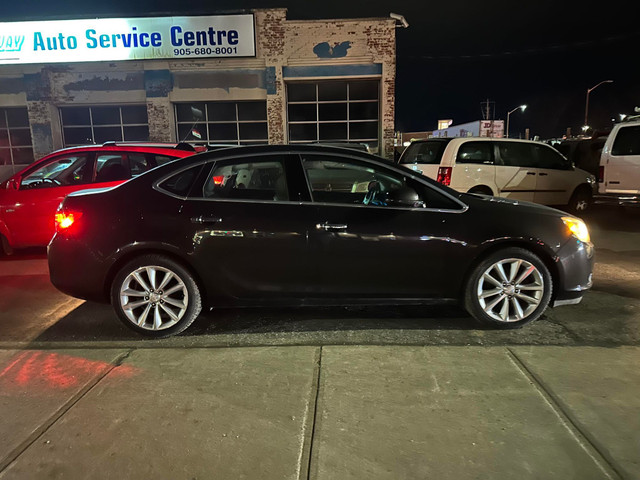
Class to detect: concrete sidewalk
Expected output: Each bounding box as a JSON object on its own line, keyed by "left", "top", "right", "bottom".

{"left": 0, "top": 346, "right": 637, "bottom": 479}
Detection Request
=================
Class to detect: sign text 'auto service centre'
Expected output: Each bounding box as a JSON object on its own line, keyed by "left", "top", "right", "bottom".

{"left": 0, "top": 14, "right": 256, "bottom": 64}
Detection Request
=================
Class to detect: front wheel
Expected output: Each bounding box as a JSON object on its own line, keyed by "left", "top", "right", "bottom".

{"left": 111, "top": 254, "right": 202, "bottom": 337}
{"left": 464, "top": 248, "right": 552, "bottom": 329}
{"left": 567, "top": 187, "right": 592, "bottom": 214}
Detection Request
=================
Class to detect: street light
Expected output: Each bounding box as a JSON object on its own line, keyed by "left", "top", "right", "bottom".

{"left": 506, "top": 104, "right": 527, "bottom": 138}
{"left": 583, "top": 80, "right": 613, "bottom": 133}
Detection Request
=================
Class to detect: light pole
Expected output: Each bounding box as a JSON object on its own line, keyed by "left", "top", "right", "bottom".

{"left": 506, "top": 104, "right": 527, "bottom": 138}
{"left": 583, "top": 80, "right": 613, "bottom": 133}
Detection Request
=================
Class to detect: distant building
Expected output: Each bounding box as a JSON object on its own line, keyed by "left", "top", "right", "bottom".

{"left": 431, "top": 120, "right": 504, "bottom": 138}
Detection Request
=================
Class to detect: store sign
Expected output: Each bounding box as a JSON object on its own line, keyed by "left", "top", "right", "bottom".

{"left": 0, "top": 14, "right": 255, "bottom": 65}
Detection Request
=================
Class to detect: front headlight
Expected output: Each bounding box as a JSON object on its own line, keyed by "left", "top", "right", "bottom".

{"left": 562, "top": 216, "right": 591, "bottom": 243}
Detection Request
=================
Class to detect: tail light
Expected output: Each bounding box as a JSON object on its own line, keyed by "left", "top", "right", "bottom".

{"left": 598, "top": 165, "right": 604, "bottom": 183}
{"left": 54, "top": 209, "right": 83, "bottom": 233}
{"left": 437, "top": 166, "right": 452, "bottom": 186}
{"left": 212, "top": 175, "right": 225, "bottom": 186}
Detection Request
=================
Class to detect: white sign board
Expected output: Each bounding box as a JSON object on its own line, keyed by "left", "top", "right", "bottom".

{"left": 0, "top": 14, "right": 255, "bottom": 65}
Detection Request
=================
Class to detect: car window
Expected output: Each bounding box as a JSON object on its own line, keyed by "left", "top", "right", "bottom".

{"left": 154, "top": 155, "right": 177, "bottom": 166}
{"left": 399, "top": 141, "right": 449, "bottom": 165}
{"left": 202, "top": 158, "right": 289, "bottom": 201}
{"left": 496, "top": 142, "right": 536, "bottom": 167}
{"left": 129, "top": 153, "right": 150, "bottom": 177}
{"left": 612, "top": 125, "right": 640, "bottom": 156}
{"left": 95, "top": 154, "right": 129, "bottom": 183}
{"left": 456, "top": 142, "right": 494, "bottom": 164}
{"left": 20, "top": 154, "right": 90, "bottom": 189}
{"left": 534, "top": 144, "right": 570, "bottom": 170}
{"left": 302, "top": 154, "right": 434, "bottom": 208}
{"left": 158, "top": 165, "right": 202, "bottom": 197}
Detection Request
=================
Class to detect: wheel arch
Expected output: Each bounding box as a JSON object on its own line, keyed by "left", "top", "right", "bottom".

{"left": 462, "top": 239, "right": 560, "bottom": 302}
{"left": 103, "top": 247, "right": 208, "bottom": 307}
{"left": 467, "top": 185, "right": 495, "bottom": 196}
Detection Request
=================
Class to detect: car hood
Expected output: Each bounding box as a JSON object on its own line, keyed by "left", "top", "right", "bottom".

{"left": 459, "top": 193, "right": 570, "bottom": 217}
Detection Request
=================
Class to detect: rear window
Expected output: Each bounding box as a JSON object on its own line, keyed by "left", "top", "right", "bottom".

{"left": 612, "top": 125, "right": 640, "bottom": 156}
{"left": 400, "top": 141, "right": 449, "bottom": 165}
{"left": 456, "top": 142, "right": 494, "bottom": 164}
{"left": 157, "top": 165, "right": 202, "bottom": 196}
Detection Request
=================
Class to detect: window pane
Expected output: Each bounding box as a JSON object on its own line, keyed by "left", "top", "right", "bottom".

{"left": 237, "top": 102, "right": 267, "bottom": 121}
{"left": 290, "top": 123, "right": 317, "bottom": 142}
{"left": 349, "top": 102, "right": 378, "bottom": 120}
{"left": 288, "top": 83, "right": 316, "bottom": 102}
{"left": 13, "top": 148, "right": 34, "bottom": 164}
{"left": 349, "top": 81, "right": 379, "bottom": 100}
{"left": 0, "top": 149, "right": 10, "bottom": 165}
{"left": 6, "top": 108, "right": 29, "bottom": 127}
{"left": 497, "top": 142, "right": 536, "bottom": 167}
{"left": 128, "top": 153, "right": 150, "bottom": 176}
{"left": 318, "top": 82, "right": 346, "bottom": 101}
{"left": 456, "top": 142, "right": 494, "bottom": 164}
{"left": 178, "top": 123, "right": 206, "bottom": 142}
{"left": 319, "top": 123, "right": 347, "bottom": 141}
{"left": 209, "top": 123, "right": 238, "bottom": 141}
{"left": 612, "top": 126, "right": 640, "bottom": 156}
{"left": 123, "top": 125, "right": 149, "bottom": 141}
{"left": 121, "top": 105, "right": 148, "bottom": 124}
{"left": 175, "top": 103, "right": 206, "bottom": 122}
{"left": 9, "top": 128, "right": 32, "bottom": 146}
{"left": 61, "top": 107, "right": 91, "bottom": 125}
{"left": 239, "top": 122, "right": 268, "bottom": 140}
{"left": 350, "top": 121, "right": 378, "bottom": 140}
{"left": 208, "top": 103, "right": 236, "bottom": 121}
{"left": 319, "top": 103, "right": 347, "bottom": 121}
{"left": 95, "top": 154, "right": 129, "bottom": 182}
{"left": 535, "top": 145, "right": 569, "bottom": 169}
{"left": 204, "top": 159, "right": 288, "bottom": 201}
{"left": 288, "top": 103, "right": 316, "bottom": 122}
{"left": 0, "top": 129, "right": 8, "bottom": 144}
{"left": 159, "top": 165, "right": 201, "bottom": 196}
{"left": 64, "top": 127, "right": 93, "bottom": 145}
{"left": 91, "top": 106, "right": 121, "bottom": 125}
{"left": 154, "top": 155, "right": 177, "bottom": 166}
{"left": 94, "top": 126, "right": 123, "bottom": 143}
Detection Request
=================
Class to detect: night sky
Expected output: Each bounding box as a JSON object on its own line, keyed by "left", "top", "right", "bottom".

{"left": 2, "top": 0, "right": 639, "bottom": 139}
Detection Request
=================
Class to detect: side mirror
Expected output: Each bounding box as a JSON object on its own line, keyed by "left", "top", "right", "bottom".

{"left": 7, "top": 178, "right": 20, "bottom": 190}
{"left": 386, "top": 186, "right": 425, "bottom": 208}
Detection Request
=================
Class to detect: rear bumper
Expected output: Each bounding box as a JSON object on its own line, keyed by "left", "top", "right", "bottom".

{"left": 594, "top": 193, "right": 640, "bottom": 206}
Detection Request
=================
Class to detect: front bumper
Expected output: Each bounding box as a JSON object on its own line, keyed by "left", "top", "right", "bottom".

{"left": 551, "top": 237, "right": 595, "bottom": 307}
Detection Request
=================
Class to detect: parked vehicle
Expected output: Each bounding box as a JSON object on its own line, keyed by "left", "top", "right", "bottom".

{"left": 0, "top": 142, "right": 204, "bottom": 254}
{"left": 48, "top": 145, "right": 594, "bottom": 337}
{"left": 398, "top": 137, "right": 596, "bottom": 214}
{"left": 553, "top": 134, "right": 607, "bottom": 179}
{"left": 596, "top": 117, "right": 640, "bottom": 206}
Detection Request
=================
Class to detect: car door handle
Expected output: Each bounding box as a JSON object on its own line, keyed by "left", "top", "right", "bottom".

{"left": 316, "top": 222, "right": 348, "bottom": 231}
{"left": 191, "top": 215, "right": 222, "bottom": 224}
{"left": 526, "top": 172, "right": 536, "bottom": 175}
{"left": 538, "top": 172, "right": 548, "bottom": 176}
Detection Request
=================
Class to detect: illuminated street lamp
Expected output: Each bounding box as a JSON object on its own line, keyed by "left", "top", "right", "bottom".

{"left": 506, "top": 104, "right": 527, "bottom": 138}
{"left": 583, "top": 80, "right": 613, "bottom": 132}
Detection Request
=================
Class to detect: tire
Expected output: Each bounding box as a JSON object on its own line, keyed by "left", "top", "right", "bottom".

{"left": 111, "top": 254, "right": 202, "bottom": 338}
{"left": 567, "top": 187, "right": 592, "bottom": 215}
{"left": 468, "top": 186, "right": 493, "bottom": 196}
{"left": 464, "top": 247, "right": 552, "bottom": 329}
{"left": 0, "top": 234, "right": 13, "bottom": 256}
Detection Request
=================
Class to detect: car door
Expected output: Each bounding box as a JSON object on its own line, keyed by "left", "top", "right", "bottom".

{"left": 180, "top": 154, "right": 314, "bottom": 299}
{"left": 603, "top": 124, "right": 640, "bottom": 193}
{"left": 301, "top": 153, "right": 468, "bottom": 298}
{"left": 533, "top": 143, "right": 574, "bottom": 205}
{"left": 2, "top": 152, "right": 93, "bottom": 247}
{"left": 494, "top": 141, "right": 537, "bottom": 202}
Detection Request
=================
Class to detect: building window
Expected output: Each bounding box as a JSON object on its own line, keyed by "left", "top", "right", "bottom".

{"left": 287, "top": 80, "right": 379, "bottom": 151}
{"left": 175, "top": 101, "right": 268, "bottom": 145}
{"left": 0, "top": 107, "right": 34, "bottom": 165}
{"left": 60, "top": 105, "right": 149, "bottom": 147}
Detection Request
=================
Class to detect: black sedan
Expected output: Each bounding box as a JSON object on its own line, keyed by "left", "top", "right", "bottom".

{"left": 48, "top": 145, "right": 594, "bottom": 337}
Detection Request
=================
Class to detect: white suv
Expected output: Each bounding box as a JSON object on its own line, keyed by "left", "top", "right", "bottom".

{"left": 398, "top": 137, "right": 596, "bottom": 213}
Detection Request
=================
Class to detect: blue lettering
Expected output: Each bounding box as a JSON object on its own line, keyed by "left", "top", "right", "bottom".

{"left": 170, "top": 26, "right": 182, "bottom": 46}
{"left": 183, "top": 31, "right": 195, "bottom": 46}
{"left": 150, "top": 32, "right": 162, "bottom": 47}
{"left": 99, "top": 34, "right": 110, "bottom": 48}
{"left": 228, "top": 30, "right": 238, "bottom": 45}
{"left": 86, "top": 29, "right": 97, "bottom": 48}
{"left": 67, "top": 36, "right": 77, "bottom": 49}
{"left": 139, "top": 32, "right": 150, "bottom": 47}
{"left": 33, "top": 32, "right": 46, "bottom": 51}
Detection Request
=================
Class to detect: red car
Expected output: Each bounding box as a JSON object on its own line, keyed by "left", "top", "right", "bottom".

{"left": 0, "top": 142, "right": 204, "bottom": 254}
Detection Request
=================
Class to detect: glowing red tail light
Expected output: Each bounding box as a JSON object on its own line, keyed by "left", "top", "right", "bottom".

{"left": 437, "top": 166, "right": 452, "bottom": 186}
{"left": 54, "top": 210, "right": 82, "bottom": 232}
{"left": 212, "top": 175, "right": 225, "bottom": 186}
{"left": 598, "top": 165, "right": 604, "bottom": 183}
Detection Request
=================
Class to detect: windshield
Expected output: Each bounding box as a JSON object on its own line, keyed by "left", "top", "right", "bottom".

{"left": 400, "top": 140, "right": 450, "bottom": 165}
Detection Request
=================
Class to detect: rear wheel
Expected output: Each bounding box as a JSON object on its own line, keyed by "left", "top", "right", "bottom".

{"left": 111, "top": 254, "right": 202, "bottom": 337}
{"left": 464, "top": 247, "right": 552, "bottom": 328}
{"left": 0, "top": 234, "right": 13, "bottom": 256}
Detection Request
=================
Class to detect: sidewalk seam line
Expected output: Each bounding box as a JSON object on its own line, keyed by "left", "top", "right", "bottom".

{"left": 301, "top": 346, "right": 323, "bottom": 480}
{"left": 0, "top": 349, "right": 134, "bottom": 474}
{"left": 506, "top": 348, "right": 624, "bottom": 480}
